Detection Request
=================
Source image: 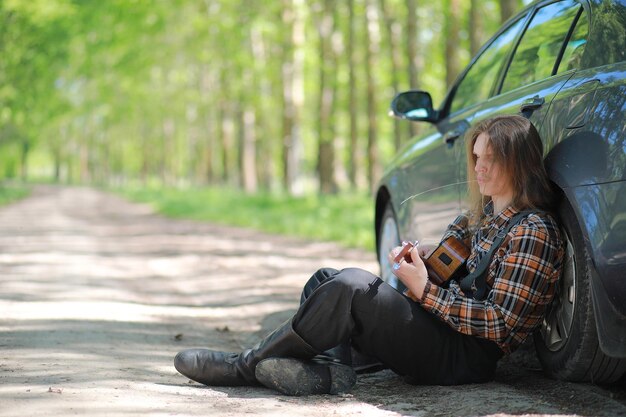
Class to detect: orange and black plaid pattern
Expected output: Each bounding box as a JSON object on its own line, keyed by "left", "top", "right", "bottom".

{"left": 419, "top": 204, "right": 564, "bottom": 354}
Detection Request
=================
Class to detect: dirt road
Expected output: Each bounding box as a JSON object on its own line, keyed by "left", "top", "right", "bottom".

{"left": 1, "top": 185, "right": 624, "bottom": 417}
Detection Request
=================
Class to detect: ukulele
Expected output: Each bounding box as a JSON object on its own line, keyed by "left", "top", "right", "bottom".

{"left": 393, "top": 236, "right": 470, "bottom": 301}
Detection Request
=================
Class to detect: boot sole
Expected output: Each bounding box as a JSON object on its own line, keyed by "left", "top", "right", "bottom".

{"left": 256, "top": 358, "right": 356, "bottom": 396}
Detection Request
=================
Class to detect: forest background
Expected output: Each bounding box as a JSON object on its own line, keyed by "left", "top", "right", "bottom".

{"left": 0, "top": 0, "right": 530, "bottom": 248}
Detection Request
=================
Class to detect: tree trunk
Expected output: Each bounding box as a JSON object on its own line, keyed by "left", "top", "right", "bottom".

{"left": 364, "top": 0, "right": 382, "bottom": 191}
{"left": 347, "top": 0, "right": 361, "bottom": 189}
{"left": 241, "top": 104, "right": 258, "bottom": 193}
{"left": 469, "top": 0, "right": 484, "bottom": 56}
{"left": 500, "top": 0, "right": 517, "bottom": 23}
{"left": 406, "top": 0, "right": 419, "bottom": 89}
{"left": 204, "top": 113, "right": 215, "bottom": 185}
{"left": 199, "top": 68, "right": 216, "bottom": 185}
{"left": 161, "top": 117, "right": 176, "bottom": 185}
{"left": 185, "top": 102, "right": 199, "bottom": 185}
{"left": 281, "top": 0, "right": 305, "bottom": 195}
{"left": 249, "top": 25, "right": 273, "bottom": 191}
{"left": 140, "top": 122, "right": 150, "bottom": 186}
{"left": 406, "top": 0, "right": 420, "bottom": 137}
{"left": 79, "top": 121, "right": 91, "bottom": 184}
{"left": 20, "top": 139, "right": 29, "bottom": 181}
{"left": 222, "top": 101, "right": 236, "bottom": 186}
{"left": 53, "top": 126, "right": 66, "bottom": 182}
{"left": 379, "top": 0, "right": 403, "bottom": 149}
{"left": 205, "top": 109, "right": 221, "bottom": 186}
{"left": 315, "top": 0, "right": 338, "bottom": 194}
{"left": 445, "top": 0, "right": 462, "bottom": 90}
{"left": 201, "top": 4, "right": 219, "bottom": 185}
{"left": 217, "top": 68, "right": 236, "bottom": 185}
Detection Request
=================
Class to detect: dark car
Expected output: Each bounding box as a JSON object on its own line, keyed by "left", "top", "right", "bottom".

{"left": 374, "top": 0, "right": 626, "bottom": 383}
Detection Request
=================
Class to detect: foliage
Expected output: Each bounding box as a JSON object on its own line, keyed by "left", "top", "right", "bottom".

{"left": 117, "top": 185, "right": 375, "bottom": 249}
{"left": 0, "top": 0, "right": 527, "bottom": 192}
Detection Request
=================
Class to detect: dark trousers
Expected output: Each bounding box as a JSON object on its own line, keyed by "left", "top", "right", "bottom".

{"left": 292, "top": 267, "right": 503, "bottom": 385}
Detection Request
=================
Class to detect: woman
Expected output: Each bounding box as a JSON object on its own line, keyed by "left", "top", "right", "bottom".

{"left": 174, "top": 114, "right": 564, "bottom": 395}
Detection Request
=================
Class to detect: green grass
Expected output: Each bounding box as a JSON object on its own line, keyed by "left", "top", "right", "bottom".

{"left": 117, "top": 186, "right": 376, "bottom": 250}
{"left": 0, "top": 183, "right": 30, "bottom": 206}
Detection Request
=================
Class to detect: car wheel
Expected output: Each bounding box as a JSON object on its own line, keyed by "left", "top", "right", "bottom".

{"left": 377, "top": 203, "right": 405, "bottom": 291}
{"left": 534, "top": 200, "right": 626, "bottom": 383}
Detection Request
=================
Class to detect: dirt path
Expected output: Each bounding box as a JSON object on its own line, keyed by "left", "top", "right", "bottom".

{"left": 1, "top": 185, "right": 624, "bottom": 417}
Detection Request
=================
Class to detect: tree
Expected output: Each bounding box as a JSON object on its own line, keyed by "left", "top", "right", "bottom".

{"left": 379, "top": 0, "right": 404, "bottom": 149}
{"left": 314, "top": 0, "right": 340, "bottom": 194}
{"left": 444, "top": 0, "right": 462, "bottom": 90}
{"left": 0, "top": 0, "right": 509, "bottom": 194}
{"left": 469, "top": 0, "right": 484, "bottom": 56}
{"left": 364, "top": 0, "right": 382, "bottom": 190}
{"left": 280, "top": 0, "right": 305, "bottom": 194}
{"left": 500, "top": 0, "right": 517, "bottom": 23}
{"left": 346, "top": 0, "right": 361, "bottom": 189}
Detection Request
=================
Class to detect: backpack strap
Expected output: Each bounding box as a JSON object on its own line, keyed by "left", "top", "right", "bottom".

{"left": 459, "top": 210, "right": 538, "bottom": 301}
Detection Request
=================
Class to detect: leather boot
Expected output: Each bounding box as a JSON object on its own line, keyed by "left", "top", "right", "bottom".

{"left": 351, "top": 349, "right": 386, "bottom": 374}
{"left": 319, "top": 343, "right": 386, "bottom": 375}
{"left": 255, "top": 357, "right": 357, "bottom": 396}
{"left": 174, "top": 319, "right": 318, "bottom": 386}
{"left": 317, "top": 343, "right": 352, "bottom": 366}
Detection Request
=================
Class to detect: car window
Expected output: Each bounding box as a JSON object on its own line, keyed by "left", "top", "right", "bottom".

{"left": 557, "top": 7, "right": 588, "bottom": 73}
{"left": 501, "top": 0, "right": 581, "bottom": 94}
{"left": 580, "top": 1, "right": 626, "bottom": 67}
{"left": 450, "top": 17, "right": 527, "bottom": 114}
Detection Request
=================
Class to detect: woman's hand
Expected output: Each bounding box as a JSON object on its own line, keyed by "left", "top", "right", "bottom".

{"left": 388, "top": 244, "right": 429, "bottom": 300}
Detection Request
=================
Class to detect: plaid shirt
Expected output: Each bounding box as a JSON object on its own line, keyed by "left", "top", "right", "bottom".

{"left": 418, "top": 203, "right": 564, "bottom": 354}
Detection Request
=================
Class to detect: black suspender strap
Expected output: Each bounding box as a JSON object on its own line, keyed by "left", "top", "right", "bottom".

{"left": 459, "top": 210, "right": 538, "bottom": 301}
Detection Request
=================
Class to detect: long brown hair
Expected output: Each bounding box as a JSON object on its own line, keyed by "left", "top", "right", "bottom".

{"left": 465, "top": 115, "right": 554, "bottom": 223}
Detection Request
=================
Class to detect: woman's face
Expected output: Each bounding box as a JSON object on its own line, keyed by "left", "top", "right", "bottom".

{"left": 473, "top": 132, "right": 514, "bottom": 206}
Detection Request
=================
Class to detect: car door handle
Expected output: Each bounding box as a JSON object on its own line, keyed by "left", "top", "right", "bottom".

{"left": 520, "top": 95, "right": 545, "bottom": 113}
{"left": 443, "top": 130, "right": 461, "bottom": 147}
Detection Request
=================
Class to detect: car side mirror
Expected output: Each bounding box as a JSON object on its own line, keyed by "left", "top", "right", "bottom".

{"left": 389, "top": 91, "right": 438, "bottom": 123}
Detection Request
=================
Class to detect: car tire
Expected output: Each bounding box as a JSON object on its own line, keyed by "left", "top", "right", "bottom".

{"left": 377, "top": 203, "right": 405, "bottom": 291}
{"left": 534, "top": 200, "right": 626, "bottom": 384}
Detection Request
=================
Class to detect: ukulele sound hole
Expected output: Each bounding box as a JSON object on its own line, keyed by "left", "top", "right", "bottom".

{"left": 438, "top": 252, "right": 453, "bottom": 266}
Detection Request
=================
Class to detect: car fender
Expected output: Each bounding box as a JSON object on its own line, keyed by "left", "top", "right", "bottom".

{"left": 544, "top": 74, "right": 626, "bottom": 354}
{"left": 553, "top": 181, "right": 626, "bottom": 358}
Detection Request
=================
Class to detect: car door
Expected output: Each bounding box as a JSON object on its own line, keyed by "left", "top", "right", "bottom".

{"left": 393, "top": 13, "right": 531, "bottom": 248}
